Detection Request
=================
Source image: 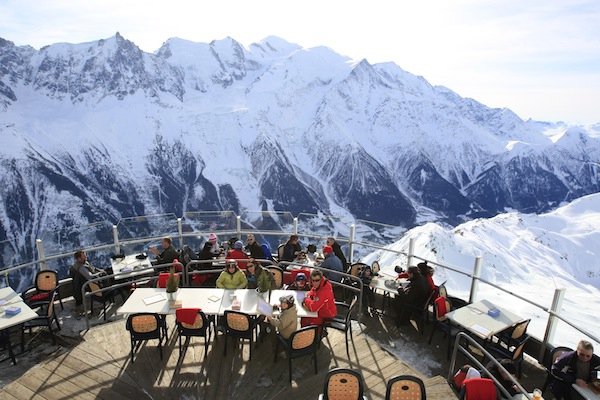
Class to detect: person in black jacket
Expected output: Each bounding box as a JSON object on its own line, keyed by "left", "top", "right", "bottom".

{"left": 281, "top": 235, "right": 301, "bottom": 262}
{"left": 550, "top": 340, "right": 600, "bottom": 399}
{"left": 326, "top": 237, "right": 348, "bottom": 268}
{"left": 149, "top": 237, "right": 179, "bottom": 272}
{"left": 394, "top": 266, "right": 430, "bottom": 326}
{"left": 245, "top": 233, "right": 265, "bottom": 260}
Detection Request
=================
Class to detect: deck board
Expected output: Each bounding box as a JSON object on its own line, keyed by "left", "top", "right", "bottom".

{"left": 2, "top": 315, "right": 457, "bottom": 400}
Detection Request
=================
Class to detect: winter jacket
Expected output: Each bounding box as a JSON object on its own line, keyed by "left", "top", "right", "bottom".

{"left": 320, "top": 253, "right": 344, "bottom": 282}
{"left": 551, "top": 350, "right": 600, "bottom": 384}
{"left": 216, "top": 268, "right": 248, "bottom": 289}
{"left": 398, "top": 273, "right": 431, "bottom": 308}
{"left": 303, "top": 278, "right": 337, "bottom": 319}
{"left": 226, "top": 249, "right": 249, "bottom": 269}
{"left": 155, "top": 245, "right": 179, "bottom": 265}
{"left": 270, "top": 304, "right": 298, "bottom": 339}
{"left": 246, "top": 242, "right": 265, "bottom": 260}
{"left": 281, "top": 242, "right": 301, "bottom": 262}
{"left": 246, "top": 266, "right": 274, "bottom": 292}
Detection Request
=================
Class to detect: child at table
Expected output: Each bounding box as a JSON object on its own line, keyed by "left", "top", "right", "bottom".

{"left": 266, "top": 295, "right": 298, "bottom": 339}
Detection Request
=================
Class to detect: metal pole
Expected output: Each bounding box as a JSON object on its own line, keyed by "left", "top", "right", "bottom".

{"left": 539, "top": 287, "right": 566, "bottom": 362}
{"left": 236, "top": 216, "right": 241, "bottom": 239}
{"left": 469, "top": 256, "right": 482, "bottom": 304}
{"left": 36, "top": 239, "right": 47, "bottom": 270}
{"left": 112, "top": 225, "right": 120, "bottom": 255}
{"left": 293, "top": 217, "right": 298, "bottom": 235}
{"left": 348, "top": 224, "right": 356, "bottom": 264}
{"left": 407, "top": 237, "right": 415, "bottom": 267}
{"left": 177, "top": 218, "right": 183, "bottom": 249}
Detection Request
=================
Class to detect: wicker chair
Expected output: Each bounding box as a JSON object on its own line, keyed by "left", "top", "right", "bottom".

{"left": 175, "top": 309, "right": 212, "bottom": 357}
{"left": 427, "top": 297, "right": 461, "bottom": 359}
{"left": 24, "top": 270, "right": 63, "bottom": 310}
{"left": 274, "top": 325, "right": 320, "bottom": 383}
{"left": 486, "top": 337, "right": 529, "bottom": 378}
{"left": 319, "top": 368, "right": 366, "bottom": 400}
{"left": 89, "top": 281, "right": 122, "bottom": 321}
{"left": 494, "top": 319, "right": 530, "bottom": 349}
{"left": 325, "top": 296, "right": 357, "bottom": 356}
{"left": 125, "top": 313, "right": 164, "bottom": 363}
{"left": 21, "top": 290, "right": 61, "bottom": 351}
{"left": 268, "top": 266, "right": 284, "bottom": 289}
{"left": 386, "top": 375, "right": 427, "bottom": 400}
{"left": 223, "top": 310, "right": 257, "bottom": 360}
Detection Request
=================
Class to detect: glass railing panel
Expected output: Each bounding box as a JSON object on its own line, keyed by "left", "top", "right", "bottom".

{"left": 183, "top": 211, "right": 237, "bottom": 233}
{"left": 552, "top": 289, "right": 600, "bottom": 348}
{"left": 241, "top": 211, "right": 295, "bottom": 232}
{"left": 297, "top": 213, "right": 352, "bottom": 240}
{"left": 116, "top": 213, "right": 178, "bottom": 241}
{"left": 38, "top": 221, "right": 114, "bottom": 257}
{"left": 0, "top": 239, "right": 33, "bottom": 271}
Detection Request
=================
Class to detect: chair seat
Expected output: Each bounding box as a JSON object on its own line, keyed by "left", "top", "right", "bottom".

{"left": 327, "top": 320, "right": 347, "bottom": 331}
{"left": 28, "top": 292, "right": 50, "bottom": 302}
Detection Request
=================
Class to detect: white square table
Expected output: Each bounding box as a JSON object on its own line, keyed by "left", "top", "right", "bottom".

{"left": 110, "top": 255, "right": 154, "bottom": 281}
{"left": 116, "top": 288, "right": 226, "bottom": 316}
{"left": 0, "top": 287, "right": 39, "bottom": 331}
{"left": 446, "top": 299, "right": 525, "bottom": 340}
{"left": 269, "top": 289, "right": 318, "bottom": 318}
{"left": 572, "top": 384, "right": 600, "bottom": 400}
{"left": 218, "top": 289, "right": 261, "bottom": 315}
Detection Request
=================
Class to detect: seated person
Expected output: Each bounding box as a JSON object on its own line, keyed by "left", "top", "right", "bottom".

{"left": 226, "top": 240, "right": 249, "bottom": 269}
{"left": 71, "top": 250, "right": 107, "bottom": 309}
{"left": 550, "top": 339, "right": 600, "bottom": 399}
{"left": 149, "top": 237, "right": 179, "bottom": 269}
{"left": 245, "top": 260, "right": 273, "bottom": 293}
{"left": 320, "top": 245, "right": 344, "bottom": 283}
{"left": 286, "top": 273, "right": 310, "bottom": 291}
{"left": 306, "top": 244, "right": 318, "bottom": 262}
{"left": 266, "top": 295, "right": 298, "bottom": 340}
{"left": 301, "top": 270, "right": 337, "bottom": 332}
{"left": 245, "top": 233, "right": 265, "bottom": 260}
{"left": 359, "top": 265, "right": 375, "bottom": 308}
{"left": 326, "top": 237, "right": 348, "bottom": 268}
{"left": 216, "top": 261, "right": 248, "bottom": 289}
{"left": 281, "top": 234, "right": 301, "bottom": 262}
{"left": 394, "top": 266, "right": 430, "bottom": 326}
{"left": 207, "top": 233, "right": 221, "bottom": 256}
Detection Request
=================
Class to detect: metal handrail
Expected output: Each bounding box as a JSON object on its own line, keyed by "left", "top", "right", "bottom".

{"left": 448, "top": 332, "right": 532, "bottom": 400}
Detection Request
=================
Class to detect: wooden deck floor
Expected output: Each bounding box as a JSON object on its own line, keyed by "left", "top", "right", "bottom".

{"left": 2, "top": 315, "right": 457, "bottom": 400}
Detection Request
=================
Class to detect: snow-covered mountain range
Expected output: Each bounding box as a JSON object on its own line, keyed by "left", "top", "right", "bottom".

{"left": 1, "top": 33, "right": 599, "bottom": 266}
{"left": 362, "top": 193, "right": 600, "bottom": 347}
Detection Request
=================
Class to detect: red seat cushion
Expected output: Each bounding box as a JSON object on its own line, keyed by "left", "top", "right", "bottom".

{"left": 435, "top": 296, "right": 448, "bottom": 318}
{"left": 29, "top": 292, "right": 50, "bottom": 302}
{"left": 463, "top": 378, "right": 496, "bottom": 400}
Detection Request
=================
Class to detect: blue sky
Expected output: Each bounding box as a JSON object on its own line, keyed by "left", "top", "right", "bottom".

{"left": 1, "top": 0, "right": 599, "bottom": 124}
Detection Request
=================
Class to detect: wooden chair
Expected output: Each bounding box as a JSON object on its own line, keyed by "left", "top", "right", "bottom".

{"left": 486, "top": 336, "right": 529, "bottom": 378}
{"left": 494, "top": 319, "right": 530, "bottom": 349}
{"left": 125, "top": 313, "right": 164, "bottom": 363}
{"left": 319, "top": 368, "right": 366, "bottom": 400}
{"left": 89, "top": 281, "right": 122, "bottom": 321}
{"left": 274, "top": 325, "right": 320, "bottom": 383}
{"left": 325, "top": 296, "right": 358, "bottom": 356}
{"left": 541, "top": 346, "right": 573, "bottom": 394}
{"left": 268, "top": 265, "right": 284, "bottom": 289}
{"left": 21, "top": 290, "right": 61, "bottom": 351}
{"left": 175, "top": 309, "right": 212, "bottom": 357}
{"left": 223, "top": 310, "right": 256, "bottom": 360}
{"left": 24, "top": 270, "right": 63, "bottom": 310}
{"left": 386, "top": 375, "right": 427, "bottom": 400}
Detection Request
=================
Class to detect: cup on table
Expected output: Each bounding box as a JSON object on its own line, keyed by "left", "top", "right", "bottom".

{"left": 532, "top": 388, "right": 542, "bottom": 399}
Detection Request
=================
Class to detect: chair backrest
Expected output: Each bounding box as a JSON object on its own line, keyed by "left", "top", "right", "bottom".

{"left": 89, "top": 281, "right": 103, "bottom": 298}
{"left": 290, "top": 325, "right": 320, "bottom": 351}
{"left": 546, "top": 346, "right": 573, "bottom": 370}
{"left": 127, "top": 313, "right": 160, "bottom": 334}
{"left": 511, "top": 319, "right": 530, "bottom": 340}
{"left": 268, "top": 266, "right": 284, "bottom": 289}
{"left": 434, "top": 297, "right": 451, "bottom": 320}
{"left": 437, "top": 283, "right": 448, "bottom": 299}
{"left": 323, "top": 368, "right": 365, "bottom": 400}
{"left": 224, "top": 310, "right": 252, "bottom": 333}
{"left": 36, "top": 270, "right": 58, "bottom": 292}
{"left": 176, "top": 308, "right": 206, "bottom": 330}
{"left": 512, "top": 340, "right": 527, "bottom": 361}
{"left": 463, "top": 378, "right": 496, "bottom": 400}
{"left": 345, "top": 296, "right": 358, "bottom": 325}
{"left": 277, "top": 244, "right": 285, "bottom": 260}
{"left": 385, "top": 375, "right": 426, "bottom": 400}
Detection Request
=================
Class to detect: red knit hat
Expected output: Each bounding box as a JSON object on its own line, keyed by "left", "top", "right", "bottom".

{"left": 323, "top": 245, "right": 333, "bottom": 254}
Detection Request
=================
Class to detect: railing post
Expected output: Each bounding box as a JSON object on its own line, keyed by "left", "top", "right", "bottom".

{"left": 112, "top": 225, "right": 120, "bottom": 255}
{"left": 177, "top": 218, "right": 183, "bottom": 249}
{"left": 293, "top": 217, "right": 298, "bottom": 235}
{"left": 36, "top": 239, "right": 47, "bottom": 270}
{"left": 236, "top": 216, "right": 241, "bottom": 239}
{"left": 348, "top": 224, "right": 356, "bottom": 264}
{"left": 469, "top": 256, "right": 482, "bottom": 304}
{"left": 539, "top": 287, "right": 566, "bottom": 362}
{"left": 407, "top": 237, "right": 415, "bottom": 267}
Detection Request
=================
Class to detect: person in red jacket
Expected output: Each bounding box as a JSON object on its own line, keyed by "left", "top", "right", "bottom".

{"left": 226, "top": 240, "right": 249, "bottom": 269}
{"left": 301, "top": 270, "right": 337, "bottom": 332}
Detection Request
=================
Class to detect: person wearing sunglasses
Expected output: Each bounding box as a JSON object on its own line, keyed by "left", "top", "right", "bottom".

{"left": 301, "top": 270, "right": 337, "bottom": 334}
